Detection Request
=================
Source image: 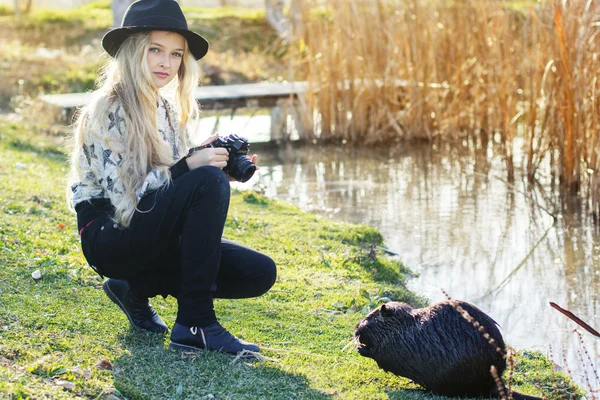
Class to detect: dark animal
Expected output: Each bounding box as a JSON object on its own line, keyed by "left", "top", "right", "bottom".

{"left": 354, "top": 301, "right": 541, "bottom": 399}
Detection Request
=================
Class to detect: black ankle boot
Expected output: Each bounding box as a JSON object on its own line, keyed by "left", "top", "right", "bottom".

{"left": 168, "top": 322, "right": 259, "bottom": 354}
{"left": 102, "top": 279, "right": 169, "bottom": 334}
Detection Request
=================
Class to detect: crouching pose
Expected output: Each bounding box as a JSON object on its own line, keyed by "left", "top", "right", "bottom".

{"left": 67, "top": 0, "right": 276, "bottom": 354}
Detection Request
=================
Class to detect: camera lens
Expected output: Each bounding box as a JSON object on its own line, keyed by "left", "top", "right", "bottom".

{"left": 230, "top": 155, "right": 256, "bottom": 182}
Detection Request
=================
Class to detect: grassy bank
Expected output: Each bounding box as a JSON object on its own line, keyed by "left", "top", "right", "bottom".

{"left": 0, "top": 121, "right": 582, "bottom": 398}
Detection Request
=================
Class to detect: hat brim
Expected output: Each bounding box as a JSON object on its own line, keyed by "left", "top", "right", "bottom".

{"left": 102, "top": 27, "right": 209, "bottom": 60}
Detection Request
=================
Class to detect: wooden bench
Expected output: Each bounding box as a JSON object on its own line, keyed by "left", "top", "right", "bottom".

{"left": 40, "top": 79, "right": 436, "bottom": 141}
{"left": 40, "top": 81, "right": 308, "bottom": 121}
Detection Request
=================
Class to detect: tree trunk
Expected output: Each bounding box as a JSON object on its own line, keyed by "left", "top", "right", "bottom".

{"left": 112, "top": 0, "right": 135, "bottom": 28}
{"left": 289, "top": 0, "right": 305, "bottom": 39}
{"left": 13, "top": 0, "right": 20, "bottom": 16}
{"left": 265, "top": 0, "right": 291, "bottom": 43}
{"left": 265, "top": 0, "right": 305, "bottom": 43}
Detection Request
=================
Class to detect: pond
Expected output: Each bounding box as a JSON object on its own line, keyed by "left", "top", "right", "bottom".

{"left": 200, "top": 114, "right": 600, "bottom": 392}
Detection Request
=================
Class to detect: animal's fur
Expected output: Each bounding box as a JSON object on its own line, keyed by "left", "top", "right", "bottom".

{"left": 355, "top": 301, "right": 541, "bottom": 399}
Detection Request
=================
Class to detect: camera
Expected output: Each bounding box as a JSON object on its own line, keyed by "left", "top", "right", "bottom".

{"left": 210, "top": 134, "right": 256, "bottom": 182}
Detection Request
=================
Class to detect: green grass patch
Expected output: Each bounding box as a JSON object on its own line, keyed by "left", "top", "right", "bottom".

{"left": 32, "top": 62, "right": 100, "bottom": 95}
{"left": 0, "top": 121, "right": 583, "bottom": 398}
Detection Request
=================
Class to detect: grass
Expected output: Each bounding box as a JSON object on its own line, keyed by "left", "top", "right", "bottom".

{"left": 0, "top": 119, "right": 583, "bottom": 399}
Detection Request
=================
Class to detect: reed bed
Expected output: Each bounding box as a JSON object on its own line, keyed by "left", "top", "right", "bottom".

{"left": 292, "top": 0, "right": 600, "bottom": 207}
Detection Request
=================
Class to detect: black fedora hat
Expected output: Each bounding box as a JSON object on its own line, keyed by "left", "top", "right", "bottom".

{"left": 102, "top": 0, "right": 209, "bottom": 60}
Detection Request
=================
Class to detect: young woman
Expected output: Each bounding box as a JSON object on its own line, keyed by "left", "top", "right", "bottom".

{"left": 67, "top": 0, "right": 276, "bottom": 354}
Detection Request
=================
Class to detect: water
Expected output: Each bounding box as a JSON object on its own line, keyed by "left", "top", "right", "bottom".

{"left": 228, "top": 134, "right": 599, "bottom": 394}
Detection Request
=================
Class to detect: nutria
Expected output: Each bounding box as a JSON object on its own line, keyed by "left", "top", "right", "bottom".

{"left": 354, "top": 301, "right": 541, "bottom": 400}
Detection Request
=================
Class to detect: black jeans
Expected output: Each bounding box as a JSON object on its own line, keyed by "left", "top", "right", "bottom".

{"left": 80, "top": 166, "right": 277, "bottom": 327}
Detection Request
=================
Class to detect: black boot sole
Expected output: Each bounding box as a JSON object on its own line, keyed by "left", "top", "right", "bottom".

{"left": 168, "top": 341, "right": 257, "bottom": 356}
{"left": 168, "top": 341, "right": 204, "bottom": 352}
{"left": 102, "top": 281, "right": 137, "bottom": 327}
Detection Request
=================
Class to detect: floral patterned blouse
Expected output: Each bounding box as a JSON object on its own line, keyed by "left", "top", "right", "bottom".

{"left": 70, "top": 98, "right": 185, "bottom": 208}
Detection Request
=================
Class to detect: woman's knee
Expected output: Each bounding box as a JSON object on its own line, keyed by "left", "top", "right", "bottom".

{"left": 183, "top": 166, "right": 230, "bottom": 200}
{"left": 259, "top": 255, "right": 277, "bottom": 293}
{"left": 189, "top": 166, "right": 228, "bottom": 186}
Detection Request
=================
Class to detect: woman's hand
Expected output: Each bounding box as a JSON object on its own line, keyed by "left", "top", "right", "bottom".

{"left": 249, "top": 154, "right": 259, "bottom": 168}
{"left": 228, "top": 153, "right": 259, "bottom": 181}
{"left": 185, "top": 134, "right": 229, "bottom": 170}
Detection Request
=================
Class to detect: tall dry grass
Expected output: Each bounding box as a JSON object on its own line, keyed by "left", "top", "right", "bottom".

{"left": 292, "top": 0, "right": 600, "bottom": 205}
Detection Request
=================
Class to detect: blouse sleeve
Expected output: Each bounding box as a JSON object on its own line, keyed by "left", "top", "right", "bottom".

{"left": 169, "top": 157, "right": 190, "bottom": 179}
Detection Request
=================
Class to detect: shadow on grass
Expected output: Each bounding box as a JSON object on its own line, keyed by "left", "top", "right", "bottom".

{"left": 113, "top": 330, "right": 330, "bottom": 400}
{"left": 386, "top": 388, "right": 434, "bottom": 400}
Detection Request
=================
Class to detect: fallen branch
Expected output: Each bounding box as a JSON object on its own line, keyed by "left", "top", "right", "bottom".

{"left": 549, "top": 302, "right": 600, "bottom": 338}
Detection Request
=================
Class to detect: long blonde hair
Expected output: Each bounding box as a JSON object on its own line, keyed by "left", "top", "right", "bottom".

{"left": 67, "top": 31, "right": 201, "bottom": 227}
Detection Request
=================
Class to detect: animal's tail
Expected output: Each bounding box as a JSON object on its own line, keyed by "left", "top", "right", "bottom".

{"left": 490, "top": 364, "right": 542, "bottom": 400}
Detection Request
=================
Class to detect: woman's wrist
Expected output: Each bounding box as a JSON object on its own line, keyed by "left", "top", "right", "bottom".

{"left": 185, "top": 145, "right": 212, "bottom": 170}
{"left": 186, "top": 145, "right": 210, "bottom": 159}
{"left": 169, "top": 157, "right": 191, "bottom": 178}
{"left": 185, "top": 156, "right": 196, "bottom": 170}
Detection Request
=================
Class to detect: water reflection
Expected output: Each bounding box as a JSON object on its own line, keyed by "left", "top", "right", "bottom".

{"left": 234, "top": 141, "right": 599, "bottom": 390}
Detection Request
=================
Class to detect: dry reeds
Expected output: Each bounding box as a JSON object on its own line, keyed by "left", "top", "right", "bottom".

{"left": 292, "top": 0, "right": 600, "bottom": 205}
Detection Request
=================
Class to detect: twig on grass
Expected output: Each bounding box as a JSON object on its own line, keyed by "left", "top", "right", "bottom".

{"left": 260, "top": 346, "right": 328, "bottom": 358}
{"left": 341, "top": 337, "right": 357, "bottom": 352}
{"left": 231, "top": 350, "right": 278, "bottom": 364}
